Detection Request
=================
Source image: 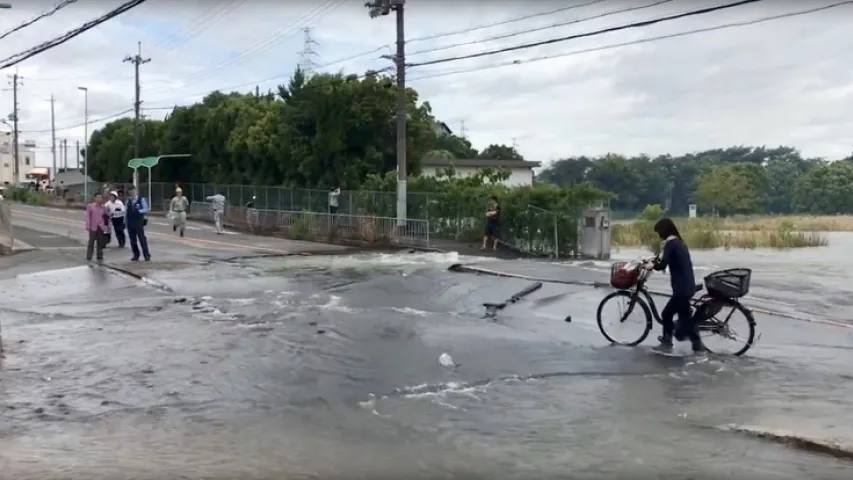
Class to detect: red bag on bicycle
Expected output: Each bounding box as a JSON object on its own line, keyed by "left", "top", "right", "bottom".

{"left": 610, "top": 262, "right": 640, "bottom": 290}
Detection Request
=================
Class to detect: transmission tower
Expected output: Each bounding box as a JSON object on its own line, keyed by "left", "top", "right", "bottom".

{"left": 298, "top": 27, "right": 319, "bottom": 76}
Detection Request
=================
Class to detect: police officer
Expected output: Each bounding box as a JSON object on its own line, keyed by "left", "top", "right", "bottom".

{"left": 125, "top": 186, "right": 151, "bottom": 262}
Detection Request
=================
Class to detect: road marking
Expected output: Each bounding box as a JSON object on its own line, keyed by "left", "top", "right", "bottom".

{"left": 17, "top": 210, "right": 290, "bottom": 254}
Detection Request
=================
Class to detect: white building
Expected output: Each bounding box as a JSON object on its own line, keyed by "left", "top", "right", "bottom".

{"left": 0, "top": 131, "right": 37, "bottom": 185}
{"left": 420, "top": 157, "right": 541, "bottom": 187}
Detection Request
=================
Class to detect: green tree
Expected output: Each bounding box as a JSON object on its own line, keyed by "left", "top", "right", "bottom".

{"left": 694, "top": 162, "right": 769, "bottom": 215}
{"left": 793, "top": 161, "right": 853, "bottom": 213}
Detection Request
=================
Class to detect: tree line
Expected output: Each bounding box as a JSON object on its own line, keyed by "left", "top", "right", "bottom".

{"left": 537, "top": 146, "right": 853, "bottom": 215}
{"left": 86, "top": 69, "right": 524, "bottom": 190}
{"left": 86, "top": 68, "right": 853, "bottom": 217}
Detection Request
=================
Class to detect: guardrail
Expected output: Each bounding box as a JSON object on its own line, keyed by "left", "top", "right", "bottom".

{"left": 188, "top": 202, "right": 430, "bottom": 247}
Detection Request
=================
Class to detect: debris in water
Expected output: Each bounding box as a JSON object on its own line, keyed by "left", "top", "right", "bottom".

{"left": 317, "top": 329, "right": 326, "bottom": 334}
{"left": 564, "top": 315, "right": 572, "bottom": 323}
{"left": 439, "top": 353, "right": 457, "bottom": 369}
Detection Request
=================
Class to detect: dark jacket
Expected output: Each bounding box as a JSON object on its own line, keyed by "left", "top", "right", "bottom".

{"left": 125, "top": 196, "right": 149, "bottom": 228}
{"left": 654, "top": 237, "right": 696, "bottom": 297}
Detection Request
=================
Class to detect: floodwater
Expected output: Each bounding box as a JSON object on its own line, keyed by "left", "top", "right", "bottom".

{"left": 1, "top": 239, "right": 853, "bottom": 479}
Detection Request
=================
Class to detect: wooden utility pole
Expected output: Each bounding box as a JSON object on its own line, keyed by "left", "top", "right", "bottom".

{"left": 7, "top": 73, "right": 22, "bottom": 183}
{"left": 123, "top": 41, "right": 150, "bottom": 188}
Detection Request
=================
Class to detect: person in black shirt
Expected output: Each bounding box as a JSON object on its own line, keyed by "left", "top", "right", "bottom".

{"left": 648, "top": 218, "right": 706, "bottom": 354}
{"left": 481, "top": 196, "right": 501, "bottom": 251}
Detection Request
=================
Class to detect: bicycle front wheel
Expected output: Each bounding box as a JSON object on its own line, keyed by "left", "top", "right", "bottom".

{"left": 695, "top": 299, "right": 756, "bottom": 356}
{"left": 597, "top": 290, "right": 653, "bottom": 346}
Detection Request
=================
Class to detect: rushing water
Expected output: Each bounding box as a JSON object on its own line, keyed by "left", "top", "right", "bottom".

{"left": 1, "top": 245, "right": 852, "bottom": 479}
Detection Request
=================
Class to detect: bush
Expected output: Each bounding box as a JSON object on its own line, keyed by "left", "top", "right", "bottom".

{"left": 5, "top": 187, "right": 47, "bottom": 206}
{"left": 358, "top": 170, "right": 613, "bottom": 255}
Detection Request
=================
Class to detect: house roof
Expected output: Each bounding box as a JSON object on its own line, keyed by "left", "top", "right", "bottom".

{"left": 423, "top": 157, "right": 542, "bottom": 169}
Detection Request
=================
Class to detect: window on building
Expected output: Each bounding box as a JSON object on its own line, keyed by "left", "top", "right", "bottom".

{"left": 25, "top": 156, "right": 31, "bottom": 165}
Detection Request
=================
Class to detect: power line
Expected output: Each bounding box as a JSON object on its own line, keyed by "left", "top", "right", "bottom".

{"left": 22, "top": 1, "right": 846, "bottom": 134}
{"left": 407, "top": 1, "right": 853, "bottom": 82}
{"left": 408, "top": 0, "right": 674, "bottom": 57}
{"left": 0, "top": 0, "right": 149, "bottom": 69}
{"left": 20, "top": 108, "right": 134, "bottom": 134}
{"left": 406, "top": 0, "right": 609, "bottom": 44}
{"left": 408, "top": 0, "right": 763, "bottom": 68}
{"left": 144, "top": 0, "right": 346, "bottom": 93}
{"left": 0, "top": 0, "right": 79, "bottom": 42}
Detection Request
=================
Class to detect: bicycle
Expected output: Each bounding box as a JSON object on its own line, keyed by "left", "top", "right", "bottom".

{"left": 596, "top": 256, "right": 757, "bottom": 356}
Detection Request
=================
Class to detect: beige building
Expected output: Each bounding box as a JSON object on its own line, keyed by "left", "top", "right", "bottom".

{"left": 0, "top": 131, "right": 37, "bottom": 185}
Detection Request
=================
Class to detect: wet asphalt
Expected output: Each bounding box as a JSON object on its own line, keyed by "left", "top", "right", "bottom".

{"left": 1, "top": 209, "right": 853, "bottom": 479}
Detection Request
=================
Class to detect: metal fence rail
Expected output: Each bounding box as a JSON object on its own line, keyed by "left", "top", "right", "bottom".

{"left": 188, "top": 201, "right": 430, "bottom": 247}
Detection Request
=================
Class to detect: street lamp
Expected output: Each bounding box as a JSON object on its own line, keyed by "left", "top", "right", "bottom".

{"left": 78, "top": 86, "right": 88, "bottom": 201}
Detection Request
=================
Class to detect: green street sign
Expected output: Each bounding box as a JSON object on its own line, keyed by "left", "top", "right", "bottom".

{"left": 127, "top": 156, "right": 160, "bottom": 169}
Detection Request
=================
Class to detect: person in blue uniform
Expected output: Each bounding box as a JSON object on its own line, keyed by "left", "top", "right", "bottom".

{"left": 649, "top": 218, "right": 705, "bottom": 353}
{"left": 125, "top": 186, "right": 151, "bottom": 262}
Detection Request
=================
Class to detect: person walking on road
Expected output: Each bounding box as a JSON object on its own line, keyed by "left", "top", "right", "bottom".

{"left": 84, "top": 192, "right": 108, "bottom": 263}
{"left": 105, "top": 191, "right": 126, "bottom": 248}
{"left": 125, "top": 186, "right": 151, "bottom": 262}
{"left": 205, "top": 192, "right": 226, "bottom": 234}
{"left": 170, "top": 187, "right": 189, "bottom": 237}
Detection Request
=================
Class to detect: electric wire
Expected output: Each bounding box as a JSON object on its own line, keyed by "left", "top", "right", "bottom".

{"left": 407, "top": 0, "right": 762, "bottom": 68}
{"left": 0, "top": 0, "right": 79, "bottom": 42}
{"left": 406, "top": 1, "right": 853, "bottom": 81}
{"left": 408, "top": 0, "right": 674, "bottom": 57}
{"left": 0, "top": 0, "right": 149, "bottom": 69}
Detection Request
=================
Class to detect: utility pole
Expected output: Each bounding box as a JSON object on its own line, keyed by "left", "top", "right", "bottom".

{"left": 460, "top": 120, "right": 468, "bottom": 140}
{"left": 50, "top": 94, "right": 56, "bottom": 184}
{"left": 366, "top": 0, "right": 406, "bottom": 227}
{"left": 7, "top": 73, "right": 22, "bottom": 183}
{"left": 63, "top": 139, "right": 68, "bottom": 170}
{"left": 124, "top": 41, "right": 150, "bottom": 189}
{"left": 76, "top": 140, "right": 80, "bottom": 169}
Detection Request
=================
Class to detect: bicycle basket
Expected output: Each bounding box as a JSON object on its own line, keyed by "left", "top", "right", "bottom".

{"left": 704, "top": 268, "right": 751, "bottom": 298}
{"left": 610, "top": 262, "right": 640, "bottom": 290}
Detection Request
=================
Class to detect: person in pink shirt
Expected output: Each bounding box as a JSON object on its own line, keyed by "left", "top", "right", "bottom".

{"left": 84, "top": 192, "right": 108, "bottom": 262}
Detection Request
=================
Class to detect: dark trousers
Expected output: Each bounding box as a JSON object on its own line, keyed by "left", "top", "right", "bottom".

{"left": 661, "top": 295, "right": 701, "bottom": 346}
{"left": 86, "top": 229, "right": 105, "bottom": 261}
{"left": 127, "top": 223, "right": 150, "bottom": 260}
{"left": 111, "top": 217, "right": 126, "bottom": 247}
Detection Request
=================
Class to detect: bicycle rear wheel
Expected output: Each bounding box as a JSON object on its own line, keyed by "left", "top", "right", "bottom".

{"left": 597, "top": 290, "right": 653, "bottom": 346}
{"left": 695, "top": 298, "right": 756, "bottom": 356}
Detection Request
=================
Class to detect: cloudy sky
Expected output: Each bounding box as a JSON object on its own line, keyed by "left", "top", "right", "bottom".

{"left": 0, "top": 0, "right": 851, "bottom": 171}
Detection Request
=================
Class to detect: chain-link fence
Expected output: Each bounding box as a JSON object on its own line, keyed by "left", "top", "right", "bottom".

{"left": 189, "top": 201, "right": 430, "bottom": 247}
{"left": 57, "top": 181, "right": 582, "bottom": 255}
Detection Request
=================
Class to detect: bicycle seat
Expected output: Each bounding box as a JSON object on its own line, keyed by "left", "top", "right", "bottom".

{"left": 694, "top": 284, "right": 704, "bottom": 293}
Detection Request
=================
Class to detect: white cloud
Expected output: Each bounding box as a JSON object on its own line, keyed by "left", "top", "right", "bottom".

{"left": 1, "top": 0, "right": 852, "bottom": 171}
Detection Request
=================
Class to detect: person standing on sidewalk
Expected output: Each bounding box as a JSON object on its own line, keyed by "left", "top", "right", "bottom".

{"left": 205, "top": 192, "right": 226, "bottom": 234}
{"left": 84, "top": 192, "right": 108, "bottom": 263}
{"left": 125, "top": 186, "right": 151, "bottom": 262}
{"left": 105, "top": 191, "right": 126, "bottom": 248}
{"left": 169, "top": 187, "right": 189, "bottom": 237}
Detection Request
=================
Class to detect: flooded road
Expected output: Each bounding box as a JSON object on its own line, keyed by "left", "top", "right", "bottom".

{"left": 1, "top": 246, "right": 852, "bottom": 479}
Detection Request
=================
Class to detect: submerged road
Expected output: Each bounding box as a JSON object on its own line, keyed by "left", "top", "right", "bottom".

{"left": 1, "top": 205, "right": 852, "bottom": 478}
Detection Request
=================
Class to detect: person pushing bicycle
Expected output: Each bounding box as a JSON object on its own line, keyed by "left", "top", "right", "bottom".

{"left": 645, "top": 218, "right": 707, "bottom": 354}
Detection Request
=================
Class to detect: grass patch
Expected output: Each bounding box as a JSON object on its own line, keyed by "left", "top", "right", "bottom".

{"left": 613, "top": 218, "right": 828, "bottom": 251}
{"left": 716, "top": 215, "right": 853, "bottom": 232}
{"left": 4, "top": 187, "right": 48, "bottom": 206}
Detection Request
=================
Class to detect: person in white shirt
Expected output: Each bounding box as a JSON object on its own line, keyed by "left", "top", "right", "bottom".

{"left": 169, "top": 187, "right": 190, "bottom": 237}
{"left": 104, "top": 191, "right": 126, "bottom": 248}
{"left": 328, "top": 187, "right": 340, "bottom": 214}
{"left": 205, "top": 192, "right": 226, "bottom": 234}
